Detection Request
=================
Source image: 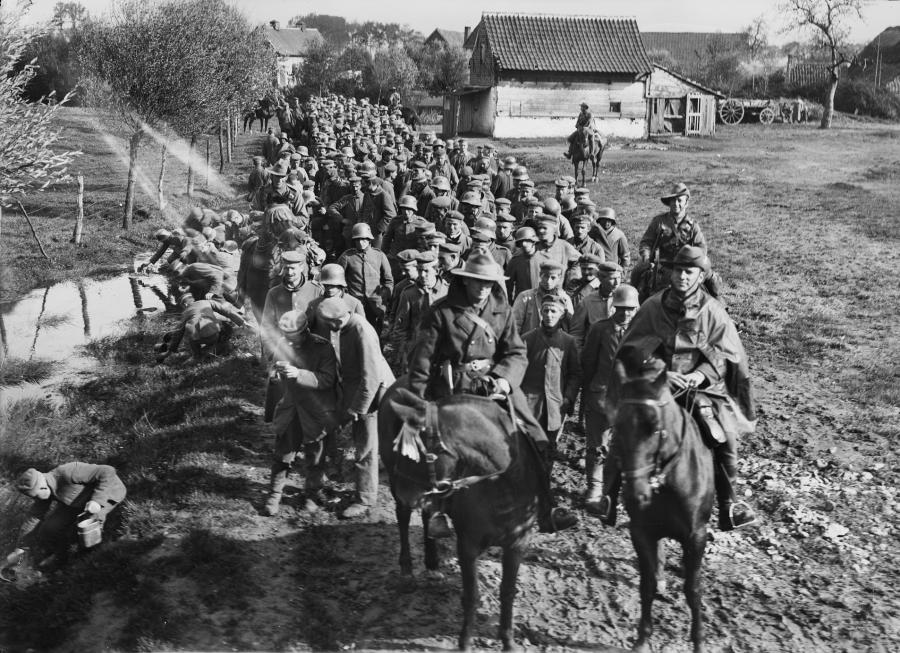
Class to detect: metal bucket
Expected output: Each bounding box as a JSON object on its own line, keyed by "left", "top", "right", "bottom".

{"left": 77, "top": 517, "right": 103, "bottom": 549}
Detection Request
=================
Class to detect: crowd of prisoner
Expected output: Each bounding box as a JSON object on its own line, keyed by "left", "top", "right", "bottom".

{"left": 3, "top": 94, "right": 758, "bottom": 574}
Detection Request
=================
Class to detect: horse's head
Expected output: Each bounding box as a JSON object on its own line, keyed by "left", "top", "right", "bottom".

{"left": 611, "top": 346, "right": 674, "bottom": 510}
{"left": 385, "top": 389, "right": 513, "bottom": 506}
{"left": 386, "top": 388, "right": 461, "bottom": 504}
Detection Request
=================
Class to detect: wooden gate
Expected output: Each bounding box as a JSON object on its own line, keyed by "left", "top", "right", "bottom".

{"left": 686, "top": 94, "right": 702, "bottom": 135}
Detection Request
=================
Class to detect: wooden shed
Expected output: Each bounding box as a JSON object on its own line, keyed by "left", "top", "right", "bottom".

{"left": 647, "top": 65, "right": 724, "bottom": 137}
{"left": 444, "top": 13, "right": 653, "bottom": 140}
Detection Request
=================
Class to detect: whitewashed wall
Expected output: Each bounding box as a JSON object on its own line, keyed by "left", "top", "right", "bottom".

{"left": 493, "top": 80, "right": 648, "bottom": 139}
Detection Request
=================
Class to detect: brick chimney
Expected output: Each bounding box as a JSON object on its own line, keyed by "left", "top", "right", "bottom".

{"left": 270, "top": 20, "right": 280, "bottom": 31}
{"left": 464, "top": 26, "right": 470, "bottom": 44}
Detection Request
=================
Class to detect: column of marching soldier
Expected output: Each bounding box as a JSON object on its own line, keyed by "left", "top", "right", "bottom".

{"left": 2, "top": 93, "right": 756, "bottom": 574}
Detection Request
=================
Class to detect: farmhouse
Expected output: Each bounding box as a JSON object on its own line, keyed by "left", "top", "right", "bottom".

{"left": 444, "top": 13, "right": 653, "bottom": 139}
{"left": 647, "top": 65, "right": 723, "bottom": 137}
{"left": 261, "top": 20, "right": 324, "bottom": 87}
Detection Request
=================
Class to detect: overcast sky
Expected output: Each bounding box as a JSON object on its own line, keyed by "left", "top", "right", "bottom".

{"left": 19, "top": 0, "right": 900, "bottom": 45}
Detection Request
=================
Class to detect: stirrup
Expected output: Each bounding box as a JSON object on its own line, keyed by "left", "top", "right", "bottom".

{"left": 729, "top": 501, "right": 757, "bottom": 529}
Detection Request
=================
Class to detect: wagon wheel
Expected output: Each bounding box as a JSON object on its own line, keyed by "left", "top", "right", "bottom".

{"left": 759, "top": 106, "right": 776, "bottom": 125}
{"left": 719, "top": 99, "right": 744, "bottom": 125}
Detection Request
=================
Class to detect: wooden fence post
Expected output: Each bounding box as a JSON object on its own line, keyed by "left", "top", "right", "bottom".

{"left": 206, "top": 138, "right": 210, "bottom": 187}
{"left": 218, "top": 120, "right": 225, "bottom": 173}
{"left": 16, "top": 200, "right": 51, "bottom": 261}
{"left": 226, "top": 106, "right": 233, "bottom": 163}
{"left": 72, "top": 174, "right": 84, "bottom": 245}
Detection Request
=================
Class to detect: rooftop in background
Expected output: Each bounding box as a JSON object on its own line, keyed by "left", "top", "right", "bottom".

{"left": 475, "top": 12, "right": 653, "bottom": 74}
{"left": 261, "top": 20, "right": 323, "bottom": 56}
{"left": 642, "top": 31, "right": 748, "bottom": 74}
{"left": 425, "top": 28, "right": 466, "bottom": 49}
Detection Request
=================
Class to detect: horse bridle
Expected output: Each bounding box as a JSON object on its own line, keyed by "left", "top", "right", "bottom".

{"left": 617, "top": 393, "right": 688, "bottom": 493}
{"left": 398, "top": 401, "right": 506, "bottom": 499}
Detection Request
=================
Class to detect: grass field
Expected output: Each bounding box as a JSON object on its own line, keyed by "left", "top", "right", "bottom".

{"left": 0, "top": 108, "right": 250, "bottom": 301}
{"left": 1, "top": 110, "right": 899, "bottom": 651}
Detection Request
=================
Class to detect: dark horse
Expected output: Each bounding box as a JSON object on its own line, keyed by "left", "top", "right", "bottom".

{"left": 379, "top": 383, "right": 540, "bottom": 651}
{"left": 242, "top": 98, "right": 277, "bottom": 133}
{"left": 399, "top": 106, "right": 421, "bottom": 131}
{"left": 570, "top": 126, "right": 604, "bottom": 186}
{"left": 610, "top": 349, "right": 714, "bottom": 653}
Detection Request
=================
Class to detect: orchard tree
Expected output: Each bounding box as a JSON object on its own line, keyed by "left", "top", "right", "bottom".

{"left": 300, "top": 40, "right": 336, "bottom": 96}
{"left": 79, "top": 0, "right": 274, "bottom": 227}
{"left": 368, "top": 47, "right": 418, "bottom": 104}
{"left": 418, "top": 43, "right": 469, "bottom": 96}
{"left": 0, "top": 1, "right": 78, "bottom": 204}
{"left": 782, "top": 0, "right": 863, "bottom": 128}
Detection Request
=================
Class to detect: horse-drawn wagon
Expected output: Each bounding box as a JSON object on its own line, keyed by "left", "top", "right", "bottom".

{"left": 717, "top": 97, "right": 785, "bottom": 125}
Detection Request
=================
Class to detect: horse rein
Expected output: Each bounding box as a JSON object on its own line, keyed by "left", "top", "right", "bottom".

{"left": 415, "top": 401, "right": 506, "bottom": 499}
{"left": 617, "top": 393, "right": 687, "bottom": 493}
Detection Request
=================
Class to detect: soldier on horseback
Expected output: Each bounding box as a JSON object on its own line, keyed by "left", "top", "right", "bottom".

{"left": 629, "top": 183, "right": 712, "bottom": 301}
{"left": 597, "top": 246, "right": 758, "bottom": 531}
{"left": 564, "top": 102, "right": 596, "bottom": 160}
{"left": 407, "top": 253, "right": 579, "bottom": 537}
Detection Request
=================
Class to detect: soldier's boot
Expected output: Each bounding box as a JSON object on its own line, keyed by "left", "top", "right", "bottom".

{"left": 584, "top": 446, "right": 605, "bottom": 515}
{"left": 714, "top": 460, "right": 757, "bottom": 532}
{"left": 264, "top": 463, "right": 290, "bottom": 516}
{"left": 535, "top": 441, "right": 578, "bottom": 534}
{"left": 595, "top": 453, "right": 622, "bottom": 526}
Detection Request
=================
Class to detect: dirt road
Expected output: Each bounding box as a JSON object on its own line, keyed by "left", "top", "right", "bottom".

{"left": 2, "top": 120, "right": 898, "bottom": 652}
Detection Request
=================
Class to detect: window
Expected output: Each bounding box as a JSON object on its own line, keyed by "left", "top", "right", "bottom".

{"left": 609, "top": 102, "right": 622, "bottom": 113}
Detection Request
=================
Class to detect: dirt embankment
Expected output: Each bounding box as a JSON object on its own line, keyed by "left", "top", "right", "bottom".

{"left": 1, "top": 120, "right": 899, "bottom": 652}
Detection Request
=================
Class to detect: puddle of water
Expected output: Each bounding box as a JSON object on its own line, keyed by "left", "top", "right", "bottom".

{"left": 1, "top": 256, "right": 172, "bottom": 379}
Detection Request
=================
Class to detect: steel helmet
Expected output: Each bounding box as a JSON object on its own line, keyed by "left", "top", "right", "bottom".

{"left": 430, "top": 176, "right": 451, "bottom": 192}
{"left": 514, "top": 226, "right": 538, "bottom": 243}
{"left": 612, "top": 284, "right": 640, "bottom": 308}
{"left": 350, "top": 223, "right": 374, "bottom": 240}
{"left": 398, "top": 195, "right": 418, "bottom": 211}
{"left": 319, "top": 263, "right": 347, "bottom": 287}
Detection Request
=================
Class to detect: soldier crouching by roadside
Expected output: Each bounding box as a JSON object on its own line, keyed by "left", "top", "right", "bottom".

{"left": 2, "top": 463, "right": 126, "bottom": 576}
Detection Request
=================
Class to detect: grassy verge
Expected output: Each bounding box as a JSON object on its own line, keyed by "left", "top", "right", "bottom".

{"left": 1, "top": 107, "right": 260, "bottom": 301}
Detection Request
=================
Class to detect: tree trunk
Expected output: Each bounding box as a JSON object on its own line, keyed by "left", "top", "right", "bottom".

{"left": 72, "top": 174, "right": 84, "bottom": 245}
{"left": 226, "top": 106, "right": 233, "bottom": 163}
{"left": 820, "top": 76, "right": 839, "bottom": 129}
{"left": 186, "top": 133, "right": 197, "bottom": 198}
{"left": 206, "top": 138, "right": 210, "bottom": 187}
{"left": 123, "top": 131, "right": 141, "bottom": 229}
{"left": 218, "top": 119, "right": 225, "bottom": 173}
{"left": 157, "top": 136, "right": 169, "bottom": 211}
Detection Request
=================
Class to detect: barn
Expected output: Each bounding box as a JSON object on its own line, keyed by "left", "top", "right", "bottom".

{"left": 443, "top": 13, "right": 653, "bottom": 140}
{"left": 647, "top": 65, "right": 723, "bottom": 136}
{"left": 261, "top": 20, "right": 324, "bottom": 87}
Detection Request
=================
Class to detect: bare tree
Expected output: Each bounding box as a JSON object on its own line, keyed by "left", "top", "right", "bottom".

{"left": 0, "top": 1, "right": 79, "bottom": 204}
{"left": 782, "top": 0, "right": 863, "bottom": 128}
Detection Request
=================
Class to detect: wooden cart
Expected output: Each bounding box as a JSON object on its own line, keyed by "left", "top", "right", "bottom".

{"left": 717, "top": 97, "right": 782, "bottom": 125}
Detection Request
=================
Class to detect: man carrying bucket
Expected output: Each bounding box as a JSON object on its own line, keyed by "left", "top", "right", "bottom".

{"left": 2, "top": 463, "right": 127, "bottom": 575}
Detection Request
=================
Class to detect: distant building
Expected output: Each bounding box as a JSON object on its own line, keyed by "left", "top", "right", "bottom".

{"left": 648, "top": 65, "right": 723, "bottom": 137}
{"left": 424, "top": 28, "right": 466, "bottom": 50}
{"left": 642, "top": 32, "right": 747, "bottom": 79}
{"left": 784, "top": 55, "right": 830, "bottom": 88}
{"left": 445, "top": 13, "right": 653, "bottom": 139}
{"left": 262, "top": 20, "right": 324, "bottom": 87}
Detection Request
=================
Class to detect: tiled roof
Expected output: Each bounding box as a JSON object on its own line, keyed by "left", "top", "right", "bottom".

{"left": 479, "top": 13, "right": 652, "bottom": 75}
{"left": 787, "top": 61, "right": 830, "bottom": 87}
{"left": 262, "top": 25, "right": 323, "bottom": 57}
{"left": 651, "top": 64, "right": 725, "bottom": 98}
{"left": 426, "top": 29, "right": 465, "bottom": 49}
{"left": 642, "top": 32, "right": 746, "bottom": 74}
